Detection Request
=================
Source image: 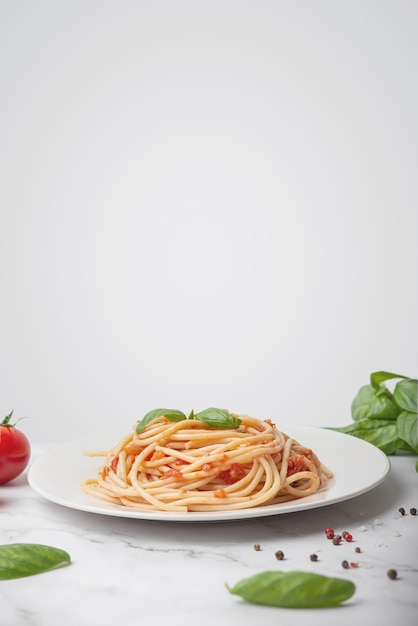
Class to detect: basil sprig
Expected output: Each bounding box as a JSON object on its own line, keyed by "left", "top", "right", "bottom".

{"left": 329, "top": 371, "right": 418, "bottom": 455}
{"left": 0, "top": 544, "right": 71, "bottom": 580}
{"left": 227, "top": 571, "right": 355, "bottom": 608}
{"left": 136, "top": 408, "right": 187, "bottom": 433}
{"left": 136, "top": 407, "right": 241, "bottom": 434}
{"left": 194, "top": 408, "right": 241, "bottom": 428}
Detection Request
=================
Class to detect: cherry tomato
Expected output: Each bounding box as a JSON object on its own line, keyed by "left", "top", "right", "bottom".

{"left": 0, "top": 411, "right": 31, "bottom": 484}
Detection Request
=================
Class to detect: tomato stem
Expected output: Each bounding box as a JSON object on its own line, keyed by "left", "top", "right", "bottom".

{"left": 1, "top": 411, "right": 14, "bottom": 427}
{"left": 0, "top": 411, "right": 28, "bottom": 428}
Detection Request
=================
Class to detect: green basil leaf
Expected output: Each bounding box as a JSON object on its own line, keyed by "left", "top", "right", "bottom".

{"left": 397, "top": 411, "right": 418, "bottom": 453}
{"left": 394, "top": 378, "right": 418, "bottom": 413}
{"left": 370, "top": 371, "right": 407, "bottom": 389}
{"left": 136, "top": 408, "right": 186, "bottom": 433}
{"left": 397, "top": 439, "right": 416, "bottom": 453}
{"left": 195, "top": 407, "right": 242, "bottom": 429}
{"left": 227, "top": 571, "right": 355, "bottom": 608}
{"left": 351, "top": 384, "right": 400, "bottom": 421}
{"left": 368, "top": 387, "right": 401, "bottom": 420}
{"left": 351, "top": 384, "right": 375, "bottom": 421}
{"left": 0, "top": 544, "right": 71, "bottom": 580}
{"left": 331, "top": 419, "right": 402, "bottom": 455}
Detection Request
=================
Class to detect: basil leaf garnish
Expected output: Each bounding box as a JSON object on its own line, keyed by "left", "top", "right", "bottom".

{"left": 195, "top": 408, "right": 242, "bottom": 429}
{"left": 227, "top": 570, "right": 355, "bottom": 608}
{"left": 135, "top": 407, "right": 242, "bottom": 433}
{"left": 136, "top": 408, "right": 186, "bottom": 433}
{"left": 0, "top": 544, "right": 71, "bottom": 580}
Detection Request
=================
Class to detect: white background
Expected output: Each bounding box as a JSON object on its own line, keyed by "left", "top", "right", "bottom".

{"left": 0, "top": 1, "right": 417, "bottom": 442}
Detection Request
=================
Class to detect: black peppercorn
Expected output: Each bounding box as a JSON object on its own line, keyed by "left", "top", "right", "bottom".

{"left": 309, "top": 553, "right": 318, "bottom": 562}
{"left": 275, "top": 550, "right": 285, "bottom": 560}
{"left": 342, "top": 560, "right": 349, "bottom": 569}
{"left": 399, "top": 507, "right": 406, "bottom": 515}
{"left": 355, "top": 546, "right": 361, "bottom": 553}
{"left": 332, "top": 535, "right": 342, "bottom": 545}
{"left": 410, "top": 507, "right": 417, "bottom": 516}
{"left": 387, "top": 569, "right": 398, "bottom": 580}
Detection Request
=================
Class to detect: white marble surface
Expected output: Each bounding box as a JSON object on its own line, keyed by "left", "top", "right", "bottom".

{"left": 1, "top": 444, "right": 417, "bottom": 626}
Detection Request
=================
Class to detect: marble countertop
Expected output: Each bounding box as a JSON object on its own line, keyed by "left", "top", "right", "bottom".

{"left": 1, "top": 443, "right": 417, "bottom": 626}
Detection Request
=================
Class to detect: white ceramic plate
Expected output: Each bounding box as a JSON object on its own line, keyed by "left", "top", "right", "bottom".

{"left": 28, "top": 426, "right": 390, "bottom": 522}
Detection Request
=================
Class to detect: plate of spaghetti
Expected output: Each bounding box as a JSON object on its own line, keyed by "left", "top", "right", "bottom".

{"left": 28, "top": 410, "right": 390, "bottom": 522}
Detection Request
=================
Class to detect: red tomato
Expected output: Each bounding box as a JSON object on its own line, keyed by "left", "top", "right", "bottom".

{"left": 0, "top": 411, "right": 31, "bottom": 484}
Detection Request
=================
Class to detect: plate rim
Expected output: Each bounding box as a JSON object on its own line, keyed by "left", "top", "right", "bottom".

{"left": 27, "top": 425, "right": 391, "bottom": 523}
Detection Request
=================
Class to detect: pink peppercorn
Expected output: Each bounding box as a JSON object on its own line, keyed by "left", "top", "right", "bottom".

{"left": 325, "top": 528, "right": 335, "bottom": 539}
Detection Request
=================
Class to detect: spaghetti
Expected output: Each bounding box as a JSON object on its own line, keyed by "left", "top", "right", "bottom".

{"left": 81, "top": 413, "right": 333, "bottom": 513}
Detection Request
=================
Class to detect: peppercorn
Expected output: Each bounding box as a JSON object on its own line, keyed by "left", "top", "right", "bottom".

{"left": 325, "top": 527, "right": 334, "bottom": 539}
{"left": 344, "top": 532, "right": 353, "bottom": 542}
{"left": 275, "top": 550, "right": 285, "bottom": 560}
{"left": 387, "top": 569, "right": 398, "bottom": 580}
{"left": 399, "top": 507, "right": 406, "bottom": 515}
{"left": 355, "top": 546, "right": 361, "bottom": 553}
{"left": 410, "top": 507, "right": 417, "bottom": 516}
{"left": 332, "top": 535, "right": 342, "bottom": 545}
{"left": 309, "top": 553, "right": 318, "bottom": 562}
{"left": 253, "top": 543, "right": 261, "bottom": 551}
{"left": 342, "top": 560, "right": 349, "bottom": 569}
